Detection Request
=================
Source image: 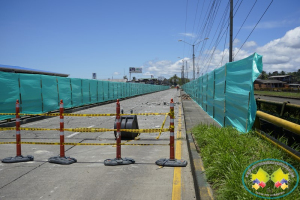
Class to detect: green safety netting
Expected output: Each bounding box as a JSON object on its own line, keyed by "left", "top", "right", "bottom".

{"left": 182, "top": 53, "right": 263, "bottom": 133}
{"left": 57, "top": 77, "right": 72, "bottom": 108}
{"left": 0, "top": 71, "right": 168, "bottom": 121}
{"left": 41, "top": 75, "right": 59, "bottom": 112}
{"left": 0, "top": 72, "right": 19, "bottom": 120}
{"left": 19, "top": 74, "right": 43, "bottom": 114}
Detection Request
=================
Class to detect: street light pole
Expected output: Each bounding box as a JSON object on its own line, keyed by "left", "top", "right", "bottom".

{"left": 178, "top": 38, "right": 209, "bottom": 80}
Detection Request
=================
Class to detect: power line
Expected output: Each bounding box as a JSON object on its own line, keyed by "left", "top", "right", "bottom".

{"left": 233, "top": 0, "right": 257, "bottom": 42}
{"left": 234, "top": 0, "right": 274, "bottom": 59}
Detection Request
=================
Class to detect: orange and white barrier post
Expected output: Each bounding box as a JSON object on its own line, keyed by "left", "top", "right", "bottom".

{"left": 60, "top": 100, "right": 65, "bottom": 158}
{"left": 48, "top": 99, "right": 77, "bottom": 165}
{"left": 155, "top": 98, "right": 187, "bottom": 167}
{"left": 16, "top": 99, "right": 21, "bottom": 156}
{"left": 104, "top": 99, "right": 135, "bottom": 166}
{"left": 2, "top": 100, "right": 34, "bottom": 163}
{"left": 116, "top": 99, "right": 121, "bottom": 159}
{"left": 170, "top": 98, "right": 175, "bottom": 160}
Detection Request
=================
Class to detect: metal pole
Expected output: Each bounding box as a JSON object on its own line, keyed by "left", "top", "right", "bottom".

{"left": 193, "top": 45, "right": 195, "bottom": 80}
{"left": 229, "top": 0, "right": 233, "bottom": 62}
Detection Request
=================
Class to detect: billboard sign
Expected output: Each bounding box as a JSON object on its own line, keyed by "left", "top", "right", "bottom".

{"left": 92, "top": 73, "right": 97, "bottom": 79}
{"left": 129, "top": 67, "right": 142, "bottom": 73}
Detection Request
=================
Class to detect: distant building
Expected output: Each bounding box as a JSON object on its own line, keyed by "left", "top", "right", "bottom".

{"left": 254, "top": 79, "right": 286, "bottom": 88}
{"left": 100, "top": 79, "right": 127, "bottom": 83}
{"left": 0, "top": 64, "right": 69, "bottom": 77}
{"left": 269, "top": 75, "right": 292, "bottom": 83}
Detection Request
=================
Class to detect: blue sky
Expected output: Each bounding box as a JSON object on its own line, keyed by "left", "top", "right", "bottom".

{"left": 1, "top": 0, "right": 300, "bottom": 80}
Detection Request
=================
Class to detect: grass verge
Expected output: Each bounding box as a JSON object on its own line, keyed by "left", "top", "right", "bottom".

{"left": 254, "top": 90, "right": 300, "bottom": 98}
{"left": 192, "top": 125, "right": 300, "bottom": 200}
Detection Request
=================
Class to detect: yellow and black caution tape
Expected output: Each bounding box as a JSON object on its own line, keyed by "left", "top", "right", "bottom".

{"left": 0, "top": 113, "right": 17, "bottom": 116}
{"left": 0, "top": 141, "right": 169, "bottom": 146}
{"left": 156, "top": 114, "right": 169, "bottom": 139}
{"left": 0, "top": 127, "right": 170, "bottom": 133}
{"left": 120, "top": 113, "right": 169, "bottom": 116}
{"left": 0, "top": 127, "right": 16, "bottom": 131}
{"left": 0, "top": 112, "right": 169, "bottom": 117}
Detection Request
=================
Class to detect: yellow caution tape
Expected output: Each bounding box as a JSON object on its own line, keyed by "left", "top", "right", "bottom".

{"left": 0, "top": 127, "right": 170, "bottom": 133}
{"left": 0, "top": 113, "right": 16, "bottom": 116}
{"left": 0, "top": 112, "right": 169, "bottom": 117}
{"left": 0, "top": 141, "right": 169, "bottom": 146}
{"left": 120, "top": 113, "right": 169, "bottom": 116}
{"left": 156, "top": 114, "right": 169, "bottom": 139}
{"left": 0, "top": 127, "right": 16, "bottom": 131}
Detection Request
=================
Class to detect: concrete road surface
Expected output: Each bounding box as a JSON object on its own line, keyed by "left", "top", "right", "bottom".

{"left": 0, "top": 89, "right": 196, "bottom": 200}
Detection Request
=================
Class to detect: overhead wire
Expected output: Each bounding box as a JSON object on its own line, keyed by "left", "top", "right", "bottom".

{"left": 234, "top": 0, "right": 274, "bottom": 59}
{"left": 233, "top": 0, "right": 257, "bottom": 42}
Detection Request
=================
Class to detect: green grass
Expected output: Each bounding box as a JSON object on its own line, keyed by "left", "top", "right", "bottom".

{"left": 254, "top": 90, "right": 300, "bottom": 98}
{"left": 192, "top": 125, "right": 300, "bottom": 200}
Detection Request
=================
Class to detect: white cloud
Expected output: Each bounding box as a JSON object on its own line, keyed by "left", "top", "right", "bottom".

{"left": 179, "top": 33, "right": 196, "bottom": 38}
{"left": 243, "top": 41, "right": 257, "bottom": 48}
{"left": 113, "top": 72, "right": 120, "bottom": 75}
{"left": 144, "top": 26, "right": 300, "bottom": 78}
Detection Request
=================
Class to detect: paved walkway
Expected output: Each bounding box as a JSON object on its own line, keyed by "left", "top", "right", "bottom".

{"left": 181, "top": 90, "right": 220, "bottom": 200}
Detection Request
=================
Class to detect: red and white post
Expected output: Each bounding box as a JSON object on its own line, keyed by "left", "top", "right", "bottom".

{"left": 155, "top": 98, "right": 187, "bottom": 167}
{"left": 169, "top": 98, "right": 175, "bottom": 160}
{"left": 104, "top": 99, "right": 135, "bottom": 166}
{"left": 60, "top": 100, "right": 65, "bottom": 158}
{"left": 48, "top": 99, "right": 76, "bottom": 164}
{"left": 2, "top": 100, "right": 34, "bottom": 163}
{"left": 116, "top": 99, "right": 121, "bottom": 159}
{"left": 16, "top": 99, "right": 21, "bottom": 157}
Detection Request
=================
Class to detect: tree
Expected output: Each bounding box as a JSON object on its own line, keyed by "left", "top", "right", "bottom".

{"left": 132, "top": 77, "right": 136, "bottom": 81}
{"left": 123, "top": 75, "right": 127, "bottom": 80}
{"left": 280, "top": 71, "right": 286, "bottom": 75}
{"left": 259, "top": 71, "right": 268, "bottom": 80}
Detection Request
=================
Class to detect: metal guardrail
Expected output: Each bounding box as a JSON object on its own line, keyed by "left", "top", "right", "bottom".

{"left": 254, "top": 110, "right": 300, "bottom": 162}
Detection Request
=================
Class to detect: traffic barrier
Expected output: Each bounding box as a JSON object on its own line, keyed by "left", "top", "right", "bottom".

{"left": 2, "top": 100, "right": 34, "bottom": 163}
{"left": 48, "top": 100, "right": 77, "bottom": 165}
{"left": 1, "top": 99, "right": 186, "bottom": 167}
{"left": 104, "top": 99, "right": 135, "bottom": 166}
{"left": 155, "top": 99, "right": 188, "bottom": 167}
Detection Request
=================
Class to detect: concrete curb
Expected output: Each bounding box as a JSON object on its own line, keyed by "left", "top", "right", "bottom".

{"left": 180, "top": 90, "right": 214, "bottom": 200}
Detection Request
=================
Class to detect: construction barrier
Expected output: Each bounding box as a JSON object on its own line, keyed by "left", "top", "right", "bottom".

{"left": 1, "top": 99, "right": 187, "bottom": 167}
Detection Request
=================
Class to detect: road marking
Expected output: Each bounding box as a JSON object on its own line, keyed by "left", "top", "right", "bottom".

{"left": 67, "top": 125, "right": 94, "bottom": 138}
{"left": 172, "top": 102, "right": 182, "bottom": 200}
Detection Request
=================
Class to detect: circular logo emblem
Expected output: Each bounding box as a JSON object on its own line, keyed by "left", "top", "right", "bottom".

{"left": 242, "top": 158, "right": 299, "bottom": 199}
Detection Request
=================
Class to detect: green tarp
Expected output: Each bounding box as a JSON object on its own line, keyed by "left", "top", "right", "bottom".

{"left": 182, "top": 53, "right": 263, "bottom": 133}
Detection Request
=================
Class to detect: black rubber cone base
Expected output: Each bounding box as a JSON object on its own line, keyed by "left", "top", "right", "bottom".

{"left": 104, "top": 158, "right": 135, "bottom": 166}
{"left": 2, "top": 155, "right": 34, "bottom": 163}
{"left": 48, "top": 156, "right": 77, "bottom": 165}
{"left": 155, "top": 158, "right": 188, "bottom": 167}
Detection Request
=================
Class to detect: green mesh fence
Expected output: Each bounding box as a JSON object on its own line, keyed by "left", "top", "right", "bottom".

{"left": 0, "top": 72, "right": 168, "bottom": 120}
{"left": 182, "top": 53, "right": 263, "bottom": 133}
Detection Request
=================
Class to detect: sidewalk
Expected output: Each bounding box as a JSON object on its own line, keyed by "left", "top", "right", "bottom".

{"left": 181, "top": 90, "right": 220, "bottom": 200}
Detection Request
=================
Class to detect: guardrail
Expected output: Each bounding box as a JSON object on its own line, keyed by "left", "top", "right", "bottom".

{"left": 254, "top": 111, "right": 300, "bottom": 162}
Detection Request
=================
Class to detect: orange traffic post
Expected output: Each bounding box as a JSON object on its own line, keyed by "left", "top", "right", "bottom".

{"left": 155, "top": 98, "right": 187, "bottom": 167}
{"left": 48, "top": 100, "right": 77, "bottom": 165}
{"left": 2, "top": 100, "right": 34, "bottom": 163}
{"left": 104, "top": 99, "right": 135, "bottom": 166}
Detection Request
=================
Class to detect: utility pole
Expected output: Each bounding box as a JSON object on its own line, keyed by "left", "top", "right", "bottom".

{"left": 181, "top": 60, "right": 185, "bottom": 84}
{"left": 186, "top": 61, "right": 188, "bottom": 81}
{"left": 229, "top": 0, "right": 233, "bottom": 62}
{"left": 193, "top": 45, "right": 195, "bottom": 80}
